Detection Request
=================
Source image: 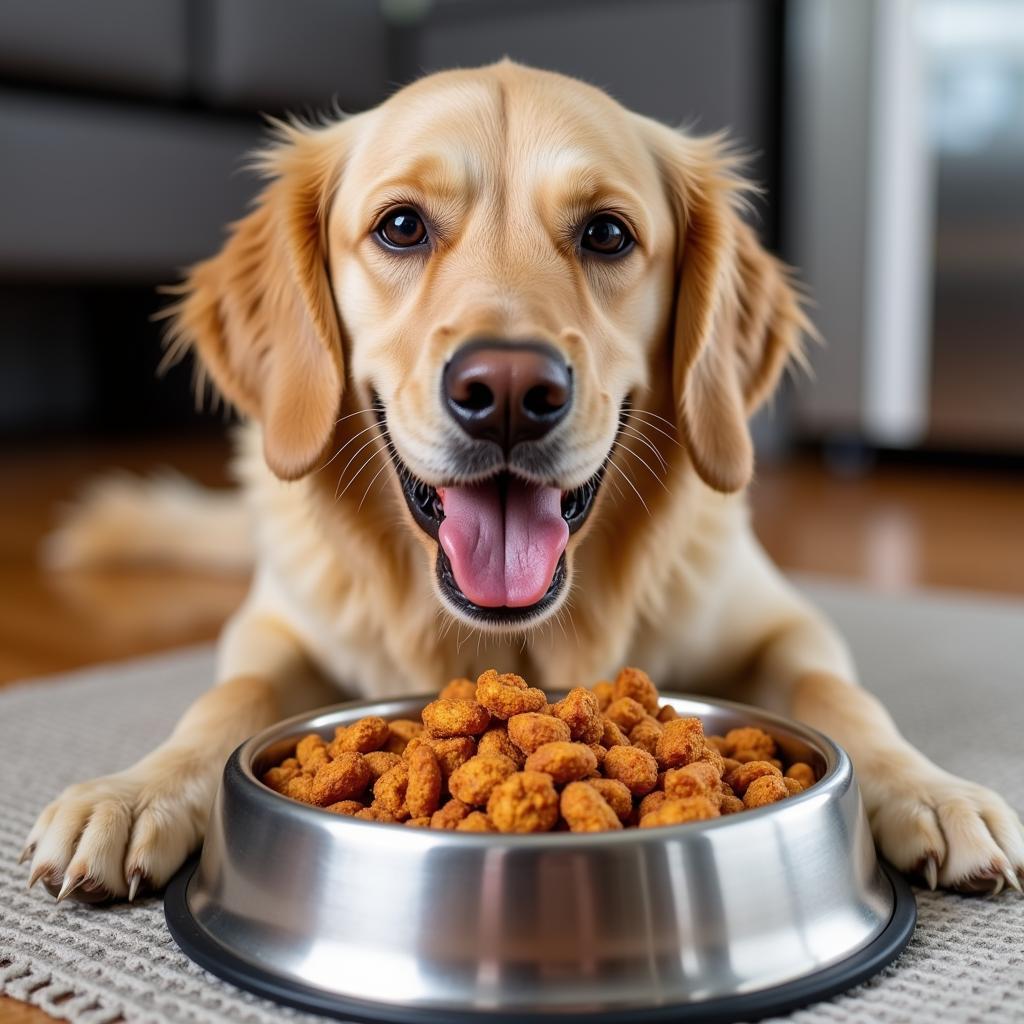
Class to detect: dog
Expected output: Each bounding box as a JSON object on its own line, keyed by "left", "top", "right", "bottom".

{"left": 25, "top": 61, "right": 1022, "bottom": 902}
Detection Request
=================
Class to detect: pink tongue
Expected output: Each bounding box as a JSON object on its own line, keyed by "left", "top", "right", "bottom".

{"left": 437, "top": 478, "right": 569, "bottom": 608}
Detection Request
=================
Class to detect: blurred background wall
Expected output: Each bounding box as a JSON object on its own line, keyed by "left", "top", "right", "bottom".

{"left": 0, "top": 0, "right": 1021, "bottom": 461}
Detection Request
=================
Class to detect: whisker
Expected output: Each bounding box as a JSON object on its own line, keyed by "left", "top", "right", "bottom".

{"left": 562, "top": 591, "right": 582, "bottom": 647}
{"left": 630, "top": 407, "right": 678, "bottom": 431}
{"left": 336, "top": 443, "right": 389, "bottom": 501}
{"left": 437, "top": 611, "right": 456, "bottom": 643}
{"left": 335, "top": 432, "right": 389, "bottom": 498}
{"left": 628, "top": 410, "right": 684, "bottom": 448}
{"left": 617, "top": 443, "right": 671, "bottom": 495}
{"left": 334, "top": 407, "right": 376, "bottom": 426}
{"left": 606, "top": 452, "right": 652, "bottom": 518}
{"left": 316, "top": 421, "right": 382, "bottom": 475}
{"left": 554, "top": 607, "right": 569, "bottom": 644}
{"left": 356, "top": 456, "right": 393, "bottom": 512}
{"left": 619, "top": 423, "right": 668, "bottom": 468}
{"left": 603, "top": 464, "right": 628, "bottom": 505}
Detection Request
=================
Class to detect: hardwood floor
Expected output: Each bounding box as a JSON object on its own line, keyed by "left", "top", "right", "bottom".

{"left": 2, "top": 435, "right": 1021, "bottom": 1024}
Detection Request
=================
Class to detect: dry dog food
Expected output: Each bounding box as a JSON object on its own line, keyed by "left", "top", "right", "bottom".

{"left": 261, "top": 668, "right": 820, "bottom": 832}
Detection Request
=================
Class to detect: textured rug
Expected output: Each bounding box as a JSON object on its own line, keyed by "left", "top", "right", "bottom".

{"left": 1, "top": 578, "right": 1022, "bottom": 1024}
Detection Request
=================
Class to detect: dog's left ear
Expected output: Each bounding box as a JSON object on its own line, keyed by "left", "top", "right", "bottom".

{"left": 645, "top": 124, "right": 808, "bottom": 493}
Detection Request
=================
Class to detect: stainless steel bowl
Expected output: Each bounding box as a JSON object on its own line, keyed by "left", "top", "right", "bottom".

{"left": 166, "top": 694, "right": 915, "bottom": 1022}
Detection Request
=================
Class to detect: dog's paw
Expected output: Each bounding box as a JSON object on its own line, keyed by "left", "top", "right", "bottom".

{"left": 865, "top": 765, "right": 1024, "bottom": 894}
{"left": 21, "top": 750, "right": 215, "bottom": 904}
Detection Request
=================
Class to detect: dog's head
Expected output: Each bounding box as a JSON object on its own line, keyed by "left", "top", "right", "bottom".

{"left": 172, "top": 62, "right": 805, "bottom": 631}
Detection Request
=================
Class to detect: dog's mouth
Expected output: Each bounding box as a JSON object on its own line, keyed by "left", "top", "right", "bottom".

{"left": 375, "top": 402, "right": 613, "bottom": 625}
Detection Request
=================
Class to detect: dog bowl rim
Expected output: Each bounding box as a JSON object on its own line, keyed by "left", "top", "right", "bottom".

{"left": 237, "top": 690, "right": 848, "bottom": 845}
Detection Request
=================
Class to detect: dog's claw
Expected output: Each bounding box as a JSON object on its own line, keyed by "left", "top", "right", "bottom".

{"left": 18, "top": 843, "right": 35, "bottom": 865}
{"left": 923, "top": 856, "right": 938, "bottom": 891}
{"left": 56, "top": 872, "right": 86, "bottom": 903}
{"left": 1003, "top": 866, "right": 1022, "bottom": 893}
{"left": 127, "top": 870, "right": 143, "bottom": 903}
{"left": 28, "top": 862, "right": 51, "bottom": 890}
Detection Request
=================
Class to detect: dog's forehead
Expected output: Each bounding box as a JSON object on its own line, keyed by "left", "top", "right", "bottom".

{"left": 344, "top": 66, "right": 659, "bottom": 200}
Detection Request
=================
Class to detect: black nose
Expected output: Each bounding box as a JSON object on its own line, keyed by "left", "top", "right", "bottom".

{"left": 443, "top": 340, "right": 572, "bottom": 451}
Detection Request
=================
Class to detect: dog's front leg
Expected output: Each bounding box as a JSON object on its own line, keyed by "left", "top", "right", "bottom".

{"left": 753, "top": 614, "right": 1024, "bottom": 893}
{"left": 22, "top": 610, "right": 332, "bottom": 904}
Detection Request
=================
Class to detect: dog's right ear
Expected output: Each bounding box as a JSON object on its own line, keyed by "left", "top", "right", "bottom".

{"left": 167, "top": 119, "right": 355, "bottom": 481}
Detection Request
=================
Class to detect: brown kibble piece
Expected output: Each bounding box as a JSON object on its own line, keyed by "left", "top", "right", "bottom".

{"left": 301, "top": 747, "right": 329, "bottom": 775}
{"left": 604, "top": 697, "right": 648, "bottom": 732}
{"left": 283, "top": 774, "right": 314, "bottom": 803}
{"left": 355, "top": 805, "right": 397, "bottom": 822}
{"left": 561, "top": 781, "right": 623, "bottom": 832}
{"left": 725, "top": 760, "right": 783, "bottom": 796}
{"left": 638, "top": 790, "right": 668, "bottom": 818}
{"left": 785, "top": 762, "right": 817, "bottom": 789}
{"left": 475, "top": 669, "right": 547, "bottom": 719}
{"left": 372, "top": 763, "right": 411, "bottom": 820}
{"left": 612, "top": 666, "right": 660, "bottom": 713}
{"left": 439, "top": 678, "right": 477, "bottom": 700}
{"left": 487, "top": 771, "right": 560, "bottom": 833}
{"left": 325, "top": 800, "right": 364, "bottom": 816}
{"left": 731, "top": 748, "right": 764, "bottom": 764}
{"left": 783, "top": 777, "right": 805, "bottom": 796}
{"left": 429, "top": 799, "right": 472, "bottom": 830}
{"left": 310, "top": 753, "right": 372, "bottom": 806}
{"left": 421, "top": 698, "right": 491, "bottom": 738}
{"left": 603, "top": 744, "right": 659, "bottom": 795}
{"left": 586, "top": 778, "right": 633, "bottom": 822}
{"left": 477, "top": 726, "right": 526, "bottom": 767}
{"left": 507, "top": 712, "right": 571, "bottom": 754}
{"left": 724, "top": 726, "right": 776, "bottom": 761}
{"left": 262, "top": 761, "right": 300, "bottom": 792}
{"left": 406, "top": 816, "right": 432, "bottom": 827}
{"left": 656, "top": 704, "right": 679, "bottom": 723}
{"left": 295, "top": 733, "right": 326, "bottom": 768}
{"left": 600, "top": 718, "right": 629, "bottom": 748}
{"left": 629, "top": 716, "right": 663, "bottom": 756}
{"left": 329, "top": 716, "right": 389, "bottom": 755}
{"left": 639, "top": 796, "right": 720, "bottom": 828}
{"left": 525, "top": 742, "right": 598, "bottom": 785}
{"left": 655, "top": 717, "right": 705, "bottom": 769}
{"left": 456, "top": 811, "right": 496, "bottom": 832}
{"left": 719, "top": 793, "right": 745, "bottom": 814}
{"left": 364, "top": 750, "right": 404, "bottom": 780}
{"left": 744, "top": 774, "right": 790, "bottom": 808}
{"left": 424, "top": 735, "right": 477, "bottom": 782}
{"left": 406, "top": 744, "right": 443, "bottom": 818}
{"left": 591, "top": 680, "right": 614, "bottom": 710}
{"left": 697, "top": 744, "right": 727, "bottom": 775}
{"left": 384, "top": 719, "right": 423, "bottom": 755}
{"left": 551, "top": 687, "right": 604, "bottom": 743}
{"left": 448, "top": 753, "right": 517, "bottom": 806}
{"left": 705, "top": 735, "right": 729, "bottom": 754}
{"left": 664, "top": 761, "right": 721, "bottom": 800}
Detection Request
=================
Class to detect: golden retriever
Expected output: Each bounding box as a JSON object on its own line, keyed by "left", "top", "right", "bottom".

{"left": 27, "top": 61, "right": 1022, "bottom": 902}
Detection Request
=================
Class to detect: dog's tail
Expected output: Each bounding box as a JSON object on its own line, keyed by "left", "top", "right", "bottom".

{"left": 42, "top": 471, "right": 253, "bottom": 573}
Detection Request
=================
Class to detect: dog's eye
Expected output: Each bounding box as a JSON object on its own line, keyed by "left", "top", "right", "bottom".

{"left": 581, "top": 215, "right": 633, "bottom": 256}
{"left": 376, "top": 207, "right": 428, "bottom": 249}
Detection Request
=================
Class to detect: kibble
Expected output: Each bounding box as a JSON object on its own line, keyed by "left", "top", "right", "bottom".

{"left": 262, "top": 667, "right": 821, "bottom": 831}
